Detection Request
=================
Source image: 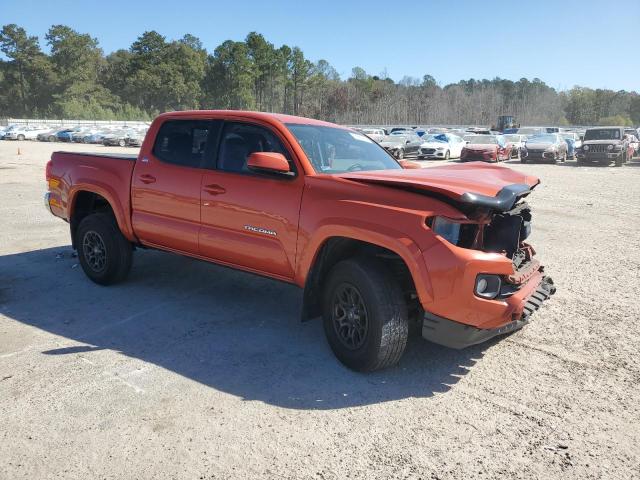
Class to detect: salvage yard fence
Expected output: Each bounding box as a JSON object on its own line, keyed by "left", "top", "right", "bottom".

{"left": 0, "top": 118, "right": 150, "bottom": 127}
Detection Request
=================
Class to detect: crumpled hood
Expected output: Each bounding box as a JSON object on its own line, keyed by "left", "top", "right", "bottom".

{"left": 338, "top": 162, "right": 540, "bottom": 210}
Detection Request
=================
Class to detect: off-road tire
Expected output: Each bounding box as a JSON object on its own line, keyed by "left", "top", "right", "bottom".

{"left": 76, "top": 213, "right": 132, "bottom": 285}
{"left": 322, "top": 258, "right": 409, "bottom": 372}
{"left": 615, "top": 154, "right": 623, "bottom": 167}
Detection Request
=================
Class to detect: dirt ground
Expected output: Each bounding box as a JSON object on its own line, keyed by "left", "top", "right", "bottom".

{"left": 1, "top": 140, "right": 639, "bottom": 480}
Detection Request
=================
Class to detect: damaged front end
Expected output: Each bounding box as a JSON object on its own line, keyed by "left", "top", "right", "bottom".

{"left": 421, "top": 184, "right": 556, "bottom": 349}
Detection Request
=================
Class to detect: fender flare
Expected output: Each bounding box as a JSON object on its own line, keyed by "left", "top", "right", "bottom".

{"left": 68, "top": 182, "right": 136, "bottom": 242}
{"left": 296, "top": 221, "right": 434, "bottom": 308}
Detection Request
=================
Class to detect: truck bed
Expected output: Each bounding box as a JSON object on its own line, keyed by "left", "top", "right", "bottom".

{"left": 47, "top": 150, "right": 138, "bottom": 241}
{"left": 53, "top": 151, "right": 138, "bottom": 161}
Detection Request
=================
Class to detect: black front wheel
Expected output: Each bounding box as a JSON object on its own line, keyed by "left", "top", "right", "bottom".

{"left": 76, "top": 213, "right": 133, "bottom": 285}
{"left": 322, "top": 258, "right": 408, "bottom": 372}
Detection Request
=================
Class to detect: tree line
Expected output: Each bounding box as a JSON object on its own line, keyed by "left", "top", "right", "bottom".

{"left": 1, "top": 24, "right": 638, "bottom": 126}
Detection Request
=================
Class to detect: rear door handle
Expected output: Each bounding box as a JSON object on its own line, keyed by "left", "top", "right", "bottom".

{"left": 139, "top": 174, "right": 156, "bottom": 184}
{"left": 203, "top": 184, "right": 226, "bottom": 195}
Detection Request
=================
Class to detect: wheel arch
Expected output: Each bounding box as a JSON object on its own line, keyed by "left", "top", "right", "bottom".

{"left": 68, "top": 186, "right": 134, "bottom": 248}
{"left": 299, "top": 232, "right": 432, "bottom": 322}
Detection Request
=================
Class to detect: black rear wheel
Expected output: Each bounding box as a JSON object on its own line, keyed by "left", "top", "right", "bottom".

{"left": 76, "top": 213, "right": 132, "bottom": 285}
{"left": 322, "top": 258, "right": 408, "bottom": 372}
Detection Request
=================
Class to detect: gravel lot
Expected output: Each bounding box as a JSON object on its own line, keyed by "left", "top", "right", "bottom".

{"left": 1, "top": 140, "right": 639, "bottom": 479}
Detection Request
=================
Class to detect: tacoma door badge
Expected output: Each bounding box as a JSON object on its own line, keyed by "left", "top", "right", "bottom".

{"left": 244, "top": 225, "right": 277, "bottom": 236}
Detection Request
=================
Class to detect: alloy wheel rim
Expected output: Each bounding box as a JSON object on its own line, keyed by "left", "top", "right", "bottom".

{"left": 82, "top": 230, "right": 107, "bottom": 273}
{"left": 332, "top": 283, "right": 369, "bottom": 350}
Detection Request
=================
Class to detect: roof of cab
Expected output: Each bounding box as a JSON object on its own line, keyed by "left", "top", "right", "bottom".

{"left": 156, "top": 110, "right": 345, "bottom": 129}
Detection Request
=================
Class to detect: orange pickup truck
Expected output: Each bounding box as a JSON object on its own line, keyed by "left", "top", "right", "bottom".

{"left": 45, "top": 111, "right": 555, "bottom": 371}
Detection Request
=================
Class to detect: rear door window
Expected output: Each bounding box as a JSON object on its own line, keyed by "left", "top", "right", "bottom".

{"left": 153, "top": 120, "right": 221, "bottom": 168}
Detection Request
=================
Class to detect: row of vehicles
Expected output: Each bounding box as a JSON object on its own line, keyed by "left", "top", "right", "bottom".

{"left": 356, "top": 124, "right": 640, "bottom": 167}
{"left": 0, "top": 124, "right": 148, "bottom": 147}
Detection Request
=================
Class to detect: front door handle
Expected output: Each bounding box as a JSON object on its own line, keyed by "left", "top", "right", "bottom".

{"left": 203, "top": 184, "right": 226, "bottom": 195}
{"left": 139, "top": 174, "right": 156, "bottom": 184}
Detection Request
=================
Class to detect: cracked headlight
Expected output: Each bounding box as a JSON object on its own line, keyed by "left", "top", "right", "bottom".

{"left": 429, "top": 217, "right": 461, "bottom": 245}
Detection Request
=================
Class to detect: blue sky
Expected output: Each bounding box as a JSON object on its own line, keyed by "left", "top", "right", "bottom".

{"left": 4, "top": 0, "right": 638, "bottom": 91}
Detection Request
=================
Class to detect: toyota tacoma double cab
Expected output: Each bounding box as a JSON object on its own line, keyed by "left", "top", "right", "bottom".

{"left": 576, "top": 126, "right": 630, "bottom": 166}
{"left": 45, "top": 110, "right": 555, "bottom": 371}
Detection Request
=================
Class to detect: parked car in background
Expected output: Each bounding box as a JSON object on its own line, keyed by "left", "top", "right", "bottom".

{"left": 0, "top": 125, "right": 16, "bottom": 138}
{"left": 378, "top": 131, "right": 422, "bottom": 159}
{"left": 576, "top": 127, "right": 629, "bottom": 166}
{"left": 37, "top": 128, "right": 65, "bottom": 142}
{"left": 102, "top": 129, "right": 144, "bottom": 147}
{"left": 559, "top": 132, "right": 581, "bottom": 159}
{"left": 522, "top": 133, "right": 568, "bottom": 163}
{"left": 357, "top": 128, "right": 386, "bottom": 143}
{"left": 56, "top": 128, "right": 82, "bottom": 142}
{"left": 417, "top": 133, "right": 466, "bottom": 160}
{"left": 3, "top": 125, "right": 50, "bottom": 141}
{"left": 72, "top": 128, "right": 98, "bottom": 143}
{"left": 389, "top": 127, "right": 413, "bottom": 134}
{"left": 503, "top": 134, "right": 527, "bottom": 159}
{"left": 126, "top": 130, "right": 146, "bottom": 147}
{"left": 460, "top": 135, "right": 511, "bottom": 162}
{"left": 83, "top": 131, "right": 112, "bottom": 144}
{"left": 516, "top": 127, "right": 545, "bottom": 137}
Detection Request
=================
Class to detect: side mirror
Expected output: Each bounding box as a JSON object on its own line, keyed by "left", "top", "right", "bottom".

{"left": 247, "top": 152, "right": 292, "bottom": 175}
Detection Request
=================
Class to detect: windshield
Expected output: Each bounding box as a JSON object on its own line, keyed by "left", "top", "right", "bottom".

{"left": 423, "top": 134, "right": 448, "bottom": 143}
{"left": 528, "top": 134, "right": 557, "bottom": 143}
{"left": 517, "top": 128, "right": 542, "bottom": 136}
{"left": 286, "top": 124, "right": 402, "bottom": 174}
{"left": 584, "top": 129, "right": 621, "bottom": 140}
{"left": 467, "top": 135, "right": 497, "bottom": 145}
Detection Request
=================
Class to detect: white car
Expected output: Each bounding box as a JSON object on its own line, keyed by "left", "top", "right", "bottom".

{"left": 3, "top": 125, "right": 50, "bottom": 141}
{"left": 417, "top": 133, "right": 466, "bottom": 160}
{"left": 358, "top": 128, "right": 386, "bottom": 143}
{"left": 504, "top": 134, "right": 527, "bottom": 158}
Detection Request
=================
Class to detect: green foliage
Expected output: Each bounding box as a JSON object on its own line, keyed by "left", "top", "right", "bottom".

{"left": 0, "top": 23, "right": 637, "bottom": 125}
{"left": 597, "top": 115, "right": 633, "bottom": 126}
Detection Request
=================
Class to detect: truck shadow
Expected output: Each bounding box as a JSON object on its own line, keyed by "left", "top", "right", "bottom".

{"left": 0, "top": 246, "right": 490, "bottom": 410}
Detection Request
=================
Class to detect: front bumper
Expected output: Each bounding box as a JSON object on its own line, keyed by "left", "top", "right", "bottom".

{"left": 422, "top": 275, "right": 555, "bottom": 348}
{"left": 576, "top": 152, "right": 621, "bottom": 161}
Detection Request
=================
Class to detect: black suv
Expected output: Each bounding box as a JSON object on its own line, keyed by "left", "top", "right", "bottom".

{"left": 576, "top": 127, "right": 629, "bottom": 167}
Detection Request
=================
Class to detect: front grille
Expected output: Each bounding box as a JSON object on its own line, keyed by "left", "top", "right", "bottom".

{"left": 421, "top": 148, "right": 435, "bottom": 154}
{"left": 586, "top": 144, "right": 607, "bottom": 153}
{"left": 521, "top": 276, "right": 555, "bottom": 320}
